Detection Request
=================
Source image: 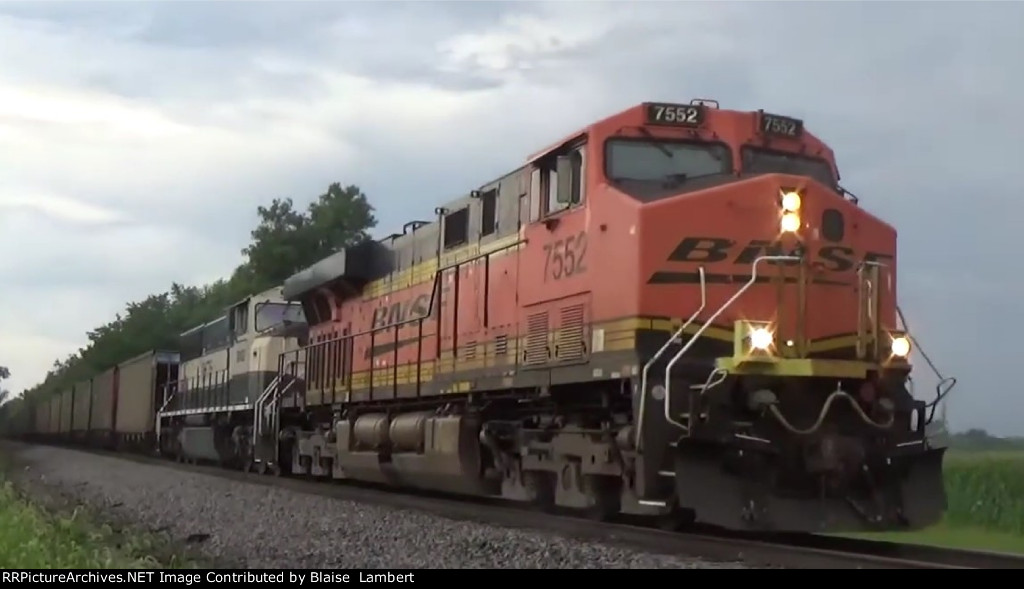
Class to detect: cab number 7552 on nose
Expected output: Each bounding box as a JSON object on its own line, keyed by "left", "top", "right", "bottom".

{"left": 543, "top": 231, "right": 588, "bottom": 281}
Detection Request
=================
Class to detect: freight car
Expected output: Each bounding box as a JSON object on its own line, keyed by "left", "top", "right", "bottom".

{"left": 71, "top": 378, "right": 91, "bottom": 442}
{"left": 20, "top": 350, "right": 179, "bottom": 450}
{"left": 6, "top": 99, "right": 956, "bottom": 536}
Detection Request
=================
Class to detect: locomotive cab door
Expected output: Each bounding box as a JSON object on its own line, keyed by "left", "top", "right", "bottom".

{"left": 519, "top": 135, "right": 594, "bottom": 373}
{"left": 228, "top": 298, "right": 253, "bottom": 405}
{"left": 249, "top": 334, "right": 266, "bottom": 406}
{"left": 246, "top": 299, "right": 276, "bottom": 406}
{"left": 522, "top": 135, "right": 590, "bottom": 305}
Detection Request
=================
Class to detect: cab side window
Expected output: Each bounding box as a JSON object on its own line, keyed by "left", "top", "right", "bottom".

{"left": 529, "top": 142, "right": 586, "bottom": 221}
{"left": 231, "top": 303, "right": 249, "bottom": 338}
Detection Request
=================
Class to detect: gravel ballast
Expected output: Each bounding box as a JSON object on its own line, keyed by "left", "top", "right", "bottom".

{"left": 6, "top": 444, "right": 748, "bottom": 569}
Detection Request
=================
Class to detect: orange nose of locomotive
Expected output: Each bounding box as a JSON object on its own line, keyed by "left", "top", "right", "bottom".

{"left": 639, "top": 174, "right": 898, "bottom": 356}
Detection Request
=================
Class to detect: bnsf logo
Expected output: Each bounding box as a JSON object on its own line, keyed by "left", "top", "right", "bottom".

{"left": 661, "top": 237, "right": 893, "bottom": 273}
{"left": 371, "top": 293, "right": 433, "bottom": 330}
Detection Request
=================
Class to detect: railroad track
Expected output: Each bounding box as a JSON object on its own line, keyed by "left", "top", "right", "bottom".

{"left": 7, "top": 441, "right": 1024, "bottom": 569}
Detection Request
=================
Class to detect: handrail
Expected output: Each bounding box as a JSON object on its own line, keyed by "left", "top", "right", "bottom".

{"left": 295, "top": 240, "right": 527, "bottom": 356}
{"left": 267, "top": 378, "right": 297, "bottom": 446}
{"left": 292, "top": 265, "right": 442, "bottom": 400}
{"left": 154, "top": 395, "right": 171, "bottom": 442}
{"left": 635, "top": 267, "right": 706, "bottom": 451}
{"left": 155, "top": 386, "right": 178, "bottom": 416}
{"left": 159, "top": 369, "right": 232, "bottom": 412}
{"left": 254, "top": 376, "right": 280, "bottom": 414}
{"left": 249, "top": 241, "right": 505, "bottom": 467}
{"left": 662, "top": 255, "right": 802, "bottom": 432}
{"left": 896, "top": 305, "right": 957, "bottom": 424}
{"left": 154, "top": 384, "right": 179, "bottom": 442}
{"left": 853, "top": 262, "right": 953, "bottom": 424}
{"left": 682, "top": 367, "right": 729, "bottom": 431}
{"left": 282, "top": 241, "right": 525, "bottom": 402}
{"left": 251, "top": 374, "right": 299, "bottom": 455}
{"left": 856, "top": 259, "right": 890, "bottom": 360}
{"left": 251, "top": 375, "right": 281, "bottom": 448}
{"left": 154, "top": 369, "right": 232, "bottom": 445}
{"left": 856, "top": 264, "right": 956, "bottom": 425}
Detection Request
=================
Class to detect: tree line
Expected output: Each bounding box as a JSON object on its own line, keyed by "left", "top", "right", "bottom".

{"left": 0, "top": 183, "right": 378, "bottom": 428}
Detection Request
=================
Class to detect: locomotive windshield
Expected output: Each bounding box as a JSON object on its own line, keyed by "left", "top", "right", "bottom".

{"left": 741, "top": 147, "right": 836, "bottom": 188}
{"left": 606, "top": 138, "right": 731, "bottom": 185}
{"left": 254, "top": 302, "right": 307, "bottom": 333}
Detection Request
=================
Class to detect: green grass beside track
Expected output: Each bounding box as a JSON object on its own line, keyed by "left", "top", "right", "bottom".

{"left": 845, "top": 450, "right": 1024, "bottom": 554}
{"left": 0, "top": 448, "right": 199, "bottom": 569}
{"left": 0, "top": 480, "right": 173, "bottom": 569}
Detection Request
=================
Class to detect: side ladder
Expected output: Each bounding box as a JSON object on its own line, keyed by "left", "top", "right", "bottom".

{"left": 856, "top": 260, "right": 957, "bottom": 428}
{"left": 154, "top": 382, "right": 180, "bottom": 452}
{"left": 251, "top": 361, "right": 300, "bottom": 471}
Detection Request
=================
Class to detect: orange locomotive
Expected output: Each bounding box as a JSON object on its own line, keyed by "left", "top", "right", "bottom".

{"left": 264, "top": 99, "right": 953, "bottom": 533}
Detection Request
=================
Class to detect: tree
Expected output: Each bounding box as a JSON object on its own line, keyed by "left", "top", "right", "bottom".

{"left": 0, "top": 366, "right": 9, "bottom": 407}
{"left": 242, "top": 183, "right": 377, "bottom": 287}
{"left": 306, "top": 183, "right": 377, "bottom": 258}
{"left": 0, "top": 366, "right": 18, "bottom": 436}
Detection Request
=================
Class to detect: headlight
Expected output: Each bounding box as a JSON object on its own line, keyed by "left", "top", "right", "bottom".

{"left": 891, "top": 335, "right": 911, "bottom": 358}
{"left": 781, "top": 191, "right": 801, "bottom": 212}
{"left": 780, "top": 212, "right": 801, "bottom": 232}
{"left": 749, "top": 327, "right": 774, "bottom": 351}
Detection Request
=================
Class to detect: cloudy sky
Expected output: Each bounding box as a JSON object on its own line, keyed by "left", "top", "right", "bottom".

{"left": 0, "top": 1, "right": 1020, "bottom": 434}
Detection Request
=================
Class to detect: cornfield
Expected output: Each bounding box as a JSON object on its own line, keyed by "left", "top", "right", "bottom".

{"left": 944, "top": 452, "right": 1024, "bottom": 535}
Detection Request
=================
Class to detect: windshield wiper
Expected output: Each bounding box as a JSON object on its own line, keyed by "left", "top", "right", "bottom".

{"left": 637, "top": 127, "right": 673, "bottom": 159}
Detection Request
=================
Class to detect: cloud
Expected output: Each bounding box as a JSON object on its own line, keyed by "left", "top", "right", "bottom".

{"left": 0, "top": 192, "right": 124, "bottom": 225}
{"left": 0, "top": 1, "right": 1020, "bottom": 435}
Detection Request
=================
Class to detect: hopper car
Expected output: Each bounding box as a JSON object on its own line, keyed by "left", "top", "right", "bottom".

{"left": 24, "top": 349, "right": 179, "bottom": 452}
{"left": 8, "top": 99, "right": 956, "bottom": 534}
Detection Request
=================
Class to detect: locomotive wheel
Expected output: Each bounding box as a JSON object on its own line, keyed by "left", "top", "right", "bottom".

{"left": 657, "top": 502, "right": 697, "bottom": 531}
{"left": 524, "top": 471, "right": 555, "bottom": 512}
{"left": 292, "top": 444, "right": 302, "bottom": 477}
{"left": 239, "top": 445, "right": 253, "bottom": 472}
{"left": 580, "top": 475, "right": 621, "bottom": 522}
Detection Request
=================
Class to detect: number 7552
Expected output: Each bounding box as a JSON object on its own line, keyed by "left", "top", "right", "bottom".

{"left": 542, "top": 231, "right": 588, "bottom": 281}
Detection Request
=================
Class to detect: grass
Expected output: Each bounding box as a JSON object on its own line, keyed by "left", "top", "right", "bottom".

{"left": 853, "top": 521, "right": 1024, "bottom": 555}
{"left": 0, "top": 447, "right": 200, "bottom": 569}
{"left": 0, "top": 481, "right": 160, "bottom": 568}
{"left": 0, "top": 480, "right": 202, "bottom": 569}
{"left": 846, "top": 449, "right": 1024, "bottom": 554}
{"left": 943, "top": 450, "right": 1024, "bottom": 535}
